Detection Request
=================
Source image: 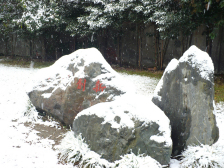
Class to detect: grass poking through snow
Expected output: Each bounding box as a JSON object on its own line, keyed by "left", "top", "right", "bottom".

{"left": 56, "top": 131, "right": 164, "bottom": 168}
{"left": 180, "top": 144, "right": 224, "bottom": 168}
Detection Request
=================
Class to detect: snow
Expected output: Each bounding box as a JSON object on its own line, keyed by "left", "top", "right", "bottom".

{"left": 179, "top": 45, "right": 214, "bottom": 81}
{"left": 1, "top": 55, "right": 224, "bottom": 168}
{"left": 0, "top": 64, "right": 73, "bottom": 168}
{"left": 153, "top": 76, "right": 163, "bottom": 102}
{"left": 116, "top": 152, "right": 162, "bottom": 168}
{"left": 170, "top": 159, "right": 181, "bottom": 168}
{"left": 207, "top": 1, "right": 211, "bottom": 11}
{"left": 0, "top": 62, "right": 162, "bottom": 168}
{"left": 165, "top": 58, "right": 179, "bottom": 74}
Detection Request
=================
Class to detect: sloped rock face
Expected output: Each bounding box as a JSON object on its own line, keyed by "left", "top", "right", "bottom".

{"left": 28, "top": 48, "right": 125, "bottom": 126}
{"left": 73, "top": 96, "right": 172, "bottom": 166}
{"left": 152, "top": 45, "right": 219, "bottom": 156}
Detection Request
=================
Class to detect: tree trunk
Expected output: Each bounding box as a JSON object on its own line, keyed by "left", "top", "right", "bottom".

{"left": 32, "top": 38, "right": 34, "bottom": 59}
{"left": 137, "top": 25, "right": 142, "bottom": 69}
{"left": 104, "top": 29, "right": 108, "bottom": 59}
{"left": 98, "top": 31, "right": 103, "bottom": 55}
{"left": 41, "top": 37, "right": 46, "bottom": 62}
{"left": 181, "top": 32, "right": 185, "bottom": 55}
{"left": 189, "top": 33, "right": 193, "bottom": 48}
{"left": 160, "top": 39, "right": 164, "bottom": 69}
{"left": 117, "top": 35, "right": 122, "bottom": 66}
{"left": 206, "top": 25, "right": 213, "bottom": 57}
{"left": 117, "top": 36, "right": 119, "bottom": 64}
{"left": 5, "top": 39, "right": 8, "bottom": 56}
{"left": 154, "top": 24, "right": 159, "bottom": 68}
{"left": 13, "top": 33, "right": 17, "bottom": 58}
{"left": 30, "top": 39, "right": 33, "bottom": 59}
{"left": 161, "top": 38, "right": 170, "bottom": 69}
{"left": 85, "top": 37, "right": 88, "bottom": 48}
{"left": 73, "top": 37, "right": 76, "bottom": 52}
{"left": 11, "top": 35, "right": 14, "bottom": 58}
{"left": 185, "top": 35, "right": 188, "bottom": 50}
{"left": 218, "top": 26, "right": 223, "bottom": 73}
{"left": 56, "top": 48, "right": 58, "bottom": 60}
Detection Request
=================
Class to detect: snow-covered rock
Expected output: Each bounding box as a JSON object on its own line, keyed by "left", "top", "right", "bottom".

{"left": 28, "top": 48, "right": 125, "bottom": 126}
{"left": 152, "top": 45, "right": 219, "bottom": 156}
{"left": 73, "top": 94, "right": 172, "bottom": 166}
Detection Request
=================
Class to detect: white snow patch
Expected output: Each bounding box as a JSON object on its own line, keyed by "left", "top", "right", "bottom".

{"left": 165, "top": 58, "right": 179, "bottom": 74}
{"left": 153, "top": 78, "right": 163, "bottom": 101}
{"left": 170, "top": 159, "right": 181, "bottom": 168}
{"left": 179, "top": 45, "right": 214, "bottom": 81}
{"left": 119, "top": 72, "right": 159, "bottom": 98}
{"left": 115, "top": 152, "right": 162, "bottom": 168}
{"left": 0, "top": 64, "right": 72, "bottom": 168}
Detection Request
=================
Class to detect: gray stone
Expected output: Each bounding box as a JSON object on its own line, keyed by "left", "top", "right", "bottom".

{"left": 28, "top": 48, "right": 125, "bottom": 126}
{"left": 152, "top": 45, "right": 219, "bottom": 156}
{"left": 72, "top": 97, "right": 172, "bottom": 165}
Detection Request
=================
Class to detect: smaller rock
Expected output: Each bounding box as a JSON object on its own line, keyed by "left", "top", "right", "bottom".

{"left": 73, "top": 95, "right": 172, "bottom": 165}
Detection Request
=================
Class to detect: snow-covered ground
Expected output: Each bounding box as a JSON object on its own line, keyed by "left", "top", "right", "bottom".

{"left": 0, "top": 63, "right": 224, "bottom": 168}
{"left": 0, "top": 64, "right": 73, "bottom": 168}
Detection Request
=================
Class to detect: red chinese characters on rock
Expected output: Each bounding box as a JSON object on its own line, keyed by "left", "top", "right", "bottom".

{"left": 77, "top": 78, "right": 86, "bottom": 91}
{"left": 76, "top": 79, "right": 106, "bottom": 92}
{"left": 93, "top": 80, "right": 106, "bottom": 92}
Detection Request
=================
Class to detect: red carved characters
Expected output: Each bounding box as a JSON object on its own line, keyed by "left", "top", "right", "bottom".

{"left": 93, "top": 80, "right": 106, "bottom": 92}
{"left": 77, "top": 78, "right": 86, "bottom": 91}
{"left": 76, "top": 79, "right": 106, "bottom": 92}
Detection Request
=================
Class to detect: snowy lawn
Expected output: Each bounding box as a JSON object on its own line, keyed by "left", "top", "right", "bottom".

{"left": 0, "top": 64, "right": 73, "bottom": 168}
{"left": 1, "top": 63, "right": 224, "bottom": 168}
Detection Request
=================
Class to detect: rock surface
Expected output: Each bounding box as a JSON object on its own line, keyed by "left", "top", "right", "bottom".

{"left": 28, "top": 48, "right": 125, "bottom": 126}
{"left": 152, "top": 45, "right": 219, "bottom": 155}
{"left": 73, "top": 95, "right": 172, "bottom": 165}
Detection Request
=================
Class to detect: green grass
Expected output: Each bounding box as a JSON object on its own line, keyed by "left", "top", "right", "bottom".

{"left": 0, "top": 56, "right": 55, "bottom": 69}
{"left": 32, "top": 61, "right": 55, "bottom": 68}
{"left": 214, "top": 75, "right": 224, "bottom": 103}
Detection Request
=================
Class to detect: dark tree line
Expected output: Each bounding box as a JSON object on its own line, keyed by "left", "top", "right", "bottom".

{"left": 1, "top": 0, "right": 224, "bottom": 70}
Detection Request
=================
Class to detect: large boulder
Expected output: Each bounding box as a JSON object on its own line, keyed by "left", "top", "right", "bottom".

{"left": 73, "top": 95, "right": 172, "bottom": 166}
{"left": 28, "top": 48, "right": 125, "bottom": 126}
{"left": 152, "top": 45, "right": 219, "bottom": 156}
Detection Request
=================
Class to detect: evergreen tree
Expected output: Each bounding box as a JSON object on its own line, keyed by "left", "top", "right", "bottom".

{"left": 0, "top": 0, "right": 23, "bottom": 56}
{"left": 15, "top": 0, "right": 60, "bottom": 32}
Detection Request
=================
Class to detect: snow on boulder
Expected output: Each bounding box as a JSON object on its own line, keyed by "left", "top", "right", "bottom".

{"left": 27, "top": 48, "right": 126, "bottom": 126}
{"left": 152, "top": 45, "right": 219, "bottom": 156}
{"left": 73, "top": 94, "right": 172, "bottom": 166}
